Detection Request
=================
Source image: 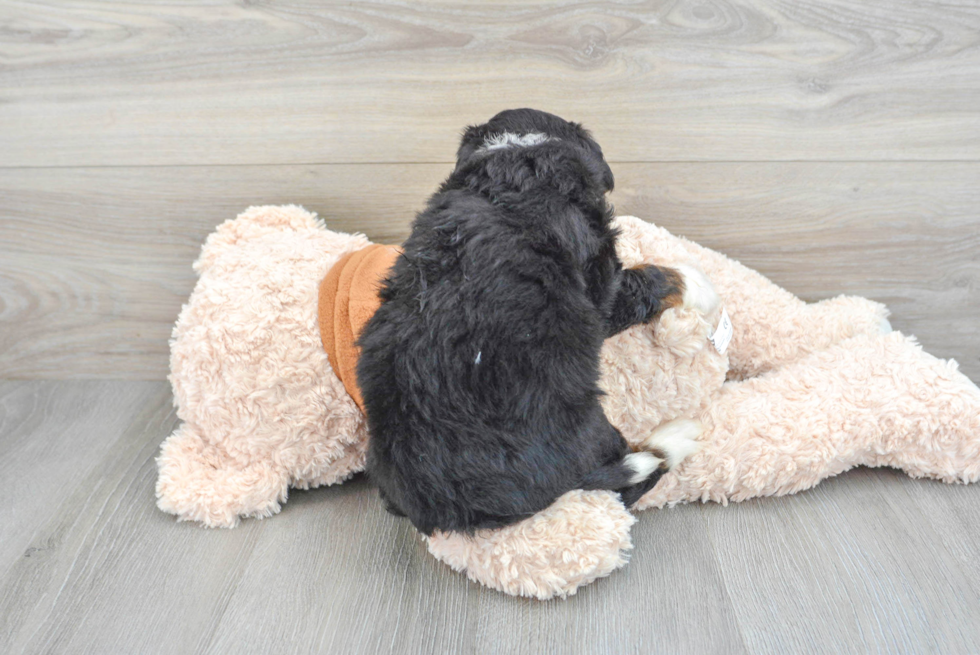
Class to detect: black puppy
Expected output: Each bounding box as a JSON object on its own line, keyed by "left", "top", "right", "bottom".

{"left": 357, "top": 109, "right": 714, "bottom": 536}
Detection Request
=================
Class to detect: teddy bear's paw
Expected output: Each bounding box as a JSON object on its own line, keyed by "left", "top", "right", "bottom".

{"left": 641, "top": 418, "right": 703, "bottom": 470}
{"left": 676, "top": 264, "right": 721, "bottom": 317}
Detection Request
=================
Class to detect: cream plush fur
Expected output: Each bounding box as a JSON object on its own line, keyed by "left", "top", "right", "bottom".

{"left": 158, "top": 206, "right": 980, "bottom": 600}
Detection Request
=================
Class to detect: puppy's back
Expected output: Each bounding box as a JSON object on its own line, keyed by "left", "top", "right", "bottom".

{"left": 358, "top": 188, "right": 614, "bottom": 535}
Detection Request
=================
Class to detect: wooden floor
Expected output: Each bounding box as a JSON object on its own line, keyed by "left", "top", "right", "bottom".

{"left": 4, "top": 380, "right": 980, "bottom": 654}
{"left": 2, "top": 1, "right": 979, "bottom": 653}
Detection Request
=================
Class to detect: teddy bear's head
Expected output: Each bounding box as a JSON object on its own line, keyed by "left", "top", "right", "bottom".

{"left": 599, "top": 216, "right": 730, "bottom": 451}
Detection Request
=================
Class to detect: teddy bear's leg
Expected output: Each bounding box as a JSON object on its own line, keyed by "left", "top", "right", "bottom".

{"left": 637, "top": 331, "right": 980, "bottom": 510}
{"left": 425, "top": 490, "right": 636, "bottom": 600}
{"left": 613, "top": 216, "right": 891, "bottom": 379}
{"left": 156, "top": 422, "right": 292, "bottom": 528}
{"left": 162, "top": 205, "right": 373, "bottom": 527}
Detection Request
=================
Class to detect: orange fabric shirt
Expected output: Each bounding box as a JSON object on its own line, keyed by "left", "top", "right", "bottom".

{"left": 318, "top": 244, "right": 401, "bottom": 412}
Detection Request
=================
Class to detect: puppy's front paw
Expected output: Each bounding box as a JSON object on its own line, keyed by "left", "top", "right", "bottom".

{"left": 675, "top": 264, "right": 720, "bottom": 316}
{"left": 624, "top": 452, "right": 664, "bottom": 484}
{"left": 641, "top": 419, "right": 702, "bottom": 470}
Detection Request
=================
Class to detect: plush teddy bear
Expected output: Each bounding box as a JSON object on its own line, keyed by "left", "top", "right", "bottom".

{"left": 157, "top": 205, "right": 980, "bottom": 600}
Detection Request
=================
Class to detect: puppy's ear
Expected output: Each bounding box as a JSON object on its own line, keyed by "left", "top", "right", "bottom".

{"left": 591, "top": 155, "right": 614, "bottom": 194}
{"left": 573, "top": 126, "right": 614, "bottom": 193}
{"left": 565, "top": 141, "right": 614, "bottom": 196}
{"left": 455, "top": 123, "right": 492, "bottom": 170}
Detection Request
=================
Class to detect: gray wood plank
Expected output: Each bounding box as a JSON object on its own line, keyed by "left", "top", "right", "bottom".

{"left": 701, "top": 468, "right": 980, "bottom": 655}
{"left": 200, "top": 478, "right": 482, "bottom": 655}
{"left": 871, "top": 467, "right": 980, "bottom": 605}
{"left": 0, "top": 163, "right": 446, "bottom": 380}
{"left": 4, "top": 383, "right": 980, "bottom": 654}
{"left": 0, "top": 380, "right": 165, "bottom": 571}
{"left": 2, "top": 163, "right": 977, "bottom": 380}
{"left": 0, "top": 382, "right": 748, "bottom": 655}
{"left": 2, "top": 1, "right": 979, "bottom": 166}
{"left": 466, "top": 507, "right": 748, "bottom": 655}
{"left": 0, "top": 381, "right": 273, "bottom": 654}
{"left": 205, "top": 486, "right": 747, "bottom": 655}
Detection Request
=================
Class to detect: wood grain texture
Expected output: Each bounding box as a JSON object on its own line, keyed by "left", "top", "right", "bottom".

{"left": 701, "top": 469, "right": 980, "bottom": 654}
{"left": 0, "top": 380, "right": 163, "bottom": 570}
{"left": 2, "top": 163, "right": 977, "bottom": 380}
{"left": 0, "top": 381, "right": 270, "bottom": 654}
{"left": 0, "top": 163, "right": 447, "bottom": 379}
{"left": 3, "top": 382, "right": 979, "bottom": 654}
{"left": 2, "top": 0, "right": 980, "bottom": 166}
{"left": 459, "top": 506, "right": 748, "bottom": 655}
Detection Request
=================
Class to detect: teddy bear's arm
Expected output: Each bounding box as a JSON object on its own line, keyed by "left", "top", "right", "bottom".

{"left": 614, "top": 217, "right": 891, "bottom": 379}
{"left": 696, "top": 246, "right": 891, "bottom": 379}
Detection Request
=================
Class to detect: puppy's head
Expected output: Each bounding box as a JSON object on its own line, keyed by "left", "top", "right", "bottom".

{"left": 454, "top": 108, "right": 614, "bottom": 195}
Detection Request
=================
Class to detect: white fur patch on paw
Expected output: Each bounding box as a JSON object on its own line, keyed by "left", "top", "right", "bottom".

{"left": 624, "top": 452, "right": 664, "bottom": 484}
{"left": 676, "top": 264, "right": 721, "bottom": 316}
{"left": 642, "top": 419, "right": 703, "bottom": 470}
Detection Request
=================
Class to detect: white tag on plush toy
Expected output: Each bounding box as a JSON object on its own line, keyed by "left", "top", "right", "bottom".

{"left": 710, "top": 308, "right": 733, "bottom": 354}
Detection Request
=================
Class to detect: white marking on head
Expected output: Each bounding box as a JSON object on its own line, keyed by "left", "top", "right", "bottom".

{"left": 474, "top": 351, "right": 482, "bottom": 365}
{"left": 479, "top": 131, "right": 553, "bottom": 153}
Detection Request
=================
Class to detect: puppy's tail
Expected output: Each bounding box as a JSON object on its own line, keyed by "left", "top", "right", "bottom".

{"left": 582, "top": 419, "right": 702, "bottom": 508}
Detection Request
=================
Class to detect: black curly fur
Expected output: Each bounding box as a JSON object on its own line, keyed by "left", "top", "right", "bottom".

{"left": 357, "top": 109, "right": 684, "bottom": 535}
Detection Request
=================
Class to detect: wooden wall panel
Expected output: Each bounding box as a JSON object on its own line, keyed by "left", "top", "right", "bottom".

{"left": 1, "top": 0, "right": 979, "bottom": 166}
{"left": 2, "top": 163, "right": 977, "bottom": 380}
